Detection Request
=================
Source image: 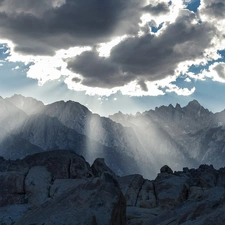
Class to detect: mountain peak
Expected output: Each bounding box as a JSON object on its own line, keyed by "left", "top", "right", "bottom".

{"left": 6, "top": 94, "right": 44, "bottom": 115}
{"left": 186, "top": 100, "right": 201, "bottom": 108}
{"left": 175, "top": 103, "right": 181, "bottom": 109}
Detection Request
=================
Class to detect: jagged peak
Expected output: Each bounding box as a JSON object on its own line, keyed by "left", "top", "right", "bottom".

{"left": 5, "top": 94, "right": 45, "bottom": 115}
{"left": 175, "top": 103, "right": 181, "bottom": 109}
{"left": 8, "top": 94, "right": 43, "bottom": 103}
{"left": 44, "top": 100, "right": 92, "bottom": 118}
{"left": 48, "top": 99, "right": 89, "bottom": 109}
{"left": 135, "top": 111, "right": 142, "bottom": 116}
{"left": 186, "top": 99, "right": 202, "bottom": 108}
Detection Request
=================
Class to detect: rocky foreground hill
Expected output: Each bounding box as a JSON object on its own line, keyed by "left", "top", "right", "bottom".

{"left": 1, "top": 150, "right": 225, "bottom": 225}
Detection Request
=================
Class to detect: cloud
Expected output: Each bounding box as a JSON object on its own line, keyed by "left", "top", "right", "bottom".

{"left": 185, "top": 77, "right": 192, "bottom": 82}
{"left": 138, "top": 80, "right": 148, "bottom": 91}
{"left": 0, "top": 0, "right": 224, "bottom": 97}
{"left": 213, "top": 64, "right": 225, "bottom": 80}
{"left": 199, "top": 0, "right": 225, "bottom": 40}
{"left": 198, "top": 62, "right": 225, "bottom": 83}
{"left": 199, "top": 0, "right": 225, "bottom": 19}
{"left": 166, "top": 84, "right": 196, "bottom": 96}
{"left": 0, "top": 0, "right": 66, "bottom": 16}
{"left": 67, "top": 50, "right": 134, "bottom": 88}
{"left": 67, "top": 9, "right": 214, "bottom": 91}
{"left": 143, "top": 2, "right": 170, "bottom": 15}
{"left": 0, "top": 0, "right": 146, "bottom": 55}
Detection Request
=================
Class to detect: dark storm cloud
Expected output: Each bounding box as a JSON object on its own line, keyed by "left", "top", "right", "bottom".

{"left": 67, "top": 51, "right": 134, "bottom": 88}
{"left": 201, "top": 0, "right": 225, "bottom": 19}
{"left": 138, "top": 80, "right": 148, "bottom": 91}
{"left": 110, "top": 11, "right": 214, "bottom": 80}
{"left": 67, "top": 10, "right": 215, "bottom": 88}
{"left": 72, "top": 77, "right": 81, "bottom": 83}
{"left": 0, "top": 0, "right": 145, "bottom": 55}
{"left": 143, "top": 2, "right": 170, "bottom": 15}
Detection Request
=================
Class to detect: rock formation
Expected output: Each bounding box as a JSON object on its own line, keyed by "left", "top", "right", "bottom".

{"left": 1, "top": 150, "right": 225, "bottom": 225}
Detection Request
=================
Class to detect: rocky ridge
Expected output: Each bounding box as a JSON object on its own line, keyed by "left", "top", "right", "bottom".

{"left": 1, "top": 150, "right": 225, "bottom": 225}
{"left": 0, "top": 95, "right": 147, "bottom": 177}
{"left": 1, "top": 95, "right": 225, "bottom": 179}
{"left": 110, "top": 100, "right": 225, "bottom": 172}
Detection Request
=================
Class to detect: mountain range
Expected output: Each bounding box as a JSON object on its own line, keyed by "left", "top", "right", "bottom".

{"left": 0, "top": 94, "right": 225, "bottom": 178}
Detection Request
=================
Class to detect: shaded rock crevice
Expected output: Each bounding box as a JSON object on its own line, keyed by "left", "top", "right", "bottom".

{"left": 134, "top": 179, "right": 146, "bottom": 206}
{"left": 68, "top": 158, "right": 72, "bottom": 178}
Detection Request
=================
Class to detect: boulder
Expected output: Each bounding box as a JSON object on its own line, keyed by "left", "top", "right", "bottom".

{"left": 0, "top": 204, "right": 29, "bottom": 225}
{"left": 25, "top": 166, "right": 51, "bottom": 206}
{"left": 22, "top": 150, "right": 93, "bottom": 180}
{"left": 160, "top": 165, "right": 173, "bottom": 174}
{"left": 50, "top": 178, "right": 89, "bottom": 198}
{"left": 216, "top": 168, "right": 225, "bottom": 187}
{"left": 188, "top": 186, "right": 205, "bottom": 200}
{"left": 70, "top": 156, "right": 93, "bottom": 178}
{"left": 154, "top": 173, "right": 189, "bottom": 208}
{"left": 0, "top": 171, "right": 26, "bottom": 207}
{"left": 15, "top": 177, "right": 126, "bottom": 225}
{"left": 91, "top": 158, "right": 116, "bottom": 177}
{"left": 136, "top": 180, "right": 156, "bottom": 209}
{"left": 117, "top": 174, "right": 145, "bottom": 206}
{"left": 198, "top": 167, "right": 217, "bottom": 188}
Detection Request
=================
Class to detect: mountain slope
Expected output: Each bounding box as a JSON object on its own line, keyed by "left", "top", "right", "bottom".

{"left": 40, "top": 100, "right": 154, "bottom": 176}
{"left": 110, "top": 100, "right": 225, "bottom": 172}
{"left": 2, "top": 94, "right": 225, "bottom": 178}
{"left": 13, "top": 113, "right": 142, "bottom": 176}
{"left": 0, "top": 97, "right": 27, "bottom": 132}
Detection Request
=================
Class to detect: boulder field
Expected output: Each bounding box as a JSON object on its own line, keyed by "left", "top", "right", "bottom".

{"left": 0, "top": 150, "right": 225, "bottom": 225}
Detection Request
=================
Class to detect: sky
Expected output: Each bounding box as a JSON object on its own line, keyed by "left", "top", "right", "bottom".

{"left": 0, "top": 0, "right": 225, "bottom": 116}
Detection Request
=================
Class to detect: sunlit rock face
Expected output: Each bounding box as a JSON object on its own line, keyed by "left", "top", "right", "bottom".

{"left": 1, "top": 151, "right": 225, "bottom": 225}
{"left": 6, "top": 94, "right": 45, "bottom": 115}
{"left": 0, "top": 97, "right": 27, "bottom": 132}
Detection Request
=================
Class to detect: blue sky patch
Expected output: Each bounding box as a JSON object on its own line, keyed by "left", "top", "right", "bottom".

{"left": 185, "top": 0, "right": 201, "bottom": 12}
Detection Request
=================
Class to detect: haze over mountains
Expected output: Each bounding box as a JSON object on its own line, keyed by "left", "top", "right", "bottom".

{"left": 1, "top": 94, "right": 225, "bottom": 178}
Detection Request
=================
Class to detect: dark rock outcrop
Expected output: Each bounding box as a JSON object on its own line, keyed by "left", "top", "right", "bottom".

{"left": 0, "top": 150, "right": 126, "bottom": 225}
{"left": 91, "top": 158, "right": 116, "bottom": 177}
{"left": 1, "top": 150, "right": 225, "bottom": 225}
{"left": 15, "top": 177, "right": 126, "bottom": 225}
{"left": 160, "top": 165, "right": 173, "bottom": 174}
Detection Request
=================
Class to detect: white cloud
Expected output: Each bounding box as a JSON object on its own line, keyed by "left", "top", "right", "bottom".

{"left": 197, "top": 62, "right": 225, "bottom": 83}
{"left": 12, "top": 66, "right": 20, "bottom": 70}
{"left": 185, "top": 77, "right": 192, "bottom": 82}
{"left": 97, "top": 35, "right": 127, "bottom": 57}
{"left": 5, "top": 44, "right": 91, "bottom": 85}
{"left": 166, "top": 84, "right": 196, "bottom": 96}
